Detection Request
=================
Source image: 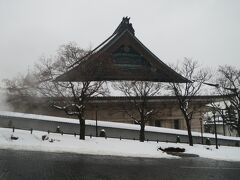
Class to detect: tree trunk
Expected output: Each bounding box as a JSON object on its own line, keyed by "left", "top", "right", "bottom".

{"left": 180, "top": 107, "right": 193, "bottom": 146}
{"left": 139, "top": 122, "right": 145, "bottom": 142}
{"left": 186, "top": 119, "right": 193, "bottom": 146}
{"left": 78, "top": 115, "right": 85, "bottom": 140}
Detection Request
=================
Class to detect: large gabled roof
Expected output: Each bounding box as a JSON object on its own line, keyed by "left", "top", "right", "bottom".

{"left": 56, "top": 17, "right": 189, "bottom": 83}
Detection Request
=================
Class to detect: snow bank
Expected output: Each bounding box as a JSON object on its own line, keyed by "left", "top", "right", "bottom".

{"left": 0, "top": 127, "right": 176, "bottom": 159}
{"left": 0, "top": 127, "right": 239, "bottom": 161}
{"left": 160, "top": 142, "right": 240, "bottom": 162}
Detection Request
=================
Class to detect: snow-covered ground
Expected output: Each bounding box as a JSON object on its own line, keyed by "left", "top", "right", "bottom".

{"left": 0, "top": 127, "right": 239, "bottom": 161}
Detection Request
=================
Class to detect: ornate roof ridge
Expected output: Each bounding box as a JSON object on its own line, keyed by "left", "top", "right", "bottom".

{"left": 113, "top": 16, "right": 135, "bottom": 35}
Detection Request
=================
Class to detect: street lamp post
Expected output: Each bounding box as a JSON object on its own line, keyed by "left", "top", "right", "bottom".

{"left": 199, "top": 117, "right": 204, "bottom": 144}
{"left": 95, "top": 105, "right": 98, "bottom": 137}
{"left": 212, "top": 109, "right": 218, "bottom": 149}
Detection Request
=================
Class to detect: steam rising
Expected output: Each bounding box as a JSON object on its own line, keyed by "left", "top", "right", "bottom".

{"left": 0, "top": 88, "right": 12, "bottom": 111}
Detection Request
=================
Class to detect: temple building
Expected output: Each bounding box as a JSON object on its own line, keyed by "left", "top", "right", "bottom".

{"left": 53, "top": 17, "right": 219, "bottom": 132}
{"left": 6, "top": 17, "right": 220, "bottom": 132}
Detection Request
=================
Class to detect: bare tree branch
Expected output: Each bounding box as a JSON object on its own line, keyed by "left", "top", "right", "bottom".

{"left": 168, "top": 58, "right": 211, "bottom": 146}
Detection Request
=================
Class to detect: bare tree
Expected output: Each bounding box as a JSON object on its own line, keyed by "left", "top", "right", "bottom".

{"left": 113, "top": 81, "right": 162, "bottom": 142}
{"left": 208, "top": 101, "right": 227, "bottom": 136}
{"left": 4, "top": 42, "right": 109, "bottom": 140}
{"left": 168, "top": 58, "right": 210, "bottom": 146}
{"left": 214, "top": 65, "right": 240, "bottom": 136}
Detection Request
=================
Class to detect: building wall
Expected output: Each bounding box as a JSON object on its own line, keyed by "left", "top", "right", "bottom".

{"left": 7, "top": 96, "right": 209, "bottom": 132}
{"left": 87, "top": 101, "right": 206, "bottom": 132}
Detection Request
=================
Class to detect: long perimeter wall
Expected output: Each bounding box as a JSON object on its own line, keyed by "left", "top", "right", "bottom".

{"left": 0, "top": 112, "right": 239, "bottom": 147}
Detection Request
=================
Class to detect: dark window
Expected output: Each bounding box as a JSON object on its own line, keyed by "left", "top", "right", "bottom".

{"left": 155, "top": 120, "right": 162, "bottom": 127}
{"left": 174, "top": 120, "right": 180, "bottom": 129}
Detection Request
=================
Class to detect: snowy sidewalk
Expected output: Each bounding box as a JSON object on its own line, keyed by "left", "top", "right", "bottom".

{"left": 0, "top": 127, "right": 239, "bottom": 161}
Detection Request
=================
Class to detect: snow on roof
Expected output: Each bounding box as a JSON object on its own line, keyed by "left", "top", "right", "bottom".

{"left": 0, "top": 111, "right": 239, "bottom": 141}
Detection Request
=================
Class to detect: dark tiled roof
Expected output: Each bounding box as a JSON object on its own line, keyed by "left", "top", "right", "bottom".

{"left": 56, "top": 17, "right": 189, "bottom": 83}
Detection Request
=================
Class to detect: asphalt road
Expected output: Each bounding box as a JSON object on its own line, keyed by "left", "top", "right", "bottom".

{"left": 0, "top": 149, "right": 239, "bottom": 180}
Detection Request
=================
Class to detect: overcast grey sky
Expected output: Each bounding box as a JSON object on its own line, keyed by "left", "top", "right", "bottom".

{"left": 0, "top": 0, "right": 240, "bottom": 81}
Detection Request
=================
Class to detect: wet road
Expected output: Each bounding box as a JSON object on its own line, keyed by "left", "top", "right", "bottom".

{"left": 0, "top": 149, "right": 239, "bottom": 180}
